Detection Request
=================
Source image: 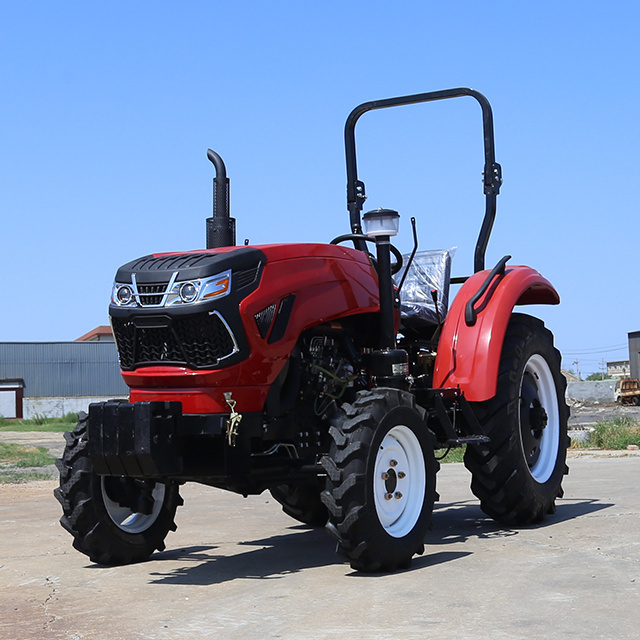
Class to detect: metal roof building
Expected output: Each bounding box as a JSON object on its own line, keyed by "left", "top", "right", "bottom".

{"left": 0, "top": 342, "right": 128, "bottom": 419}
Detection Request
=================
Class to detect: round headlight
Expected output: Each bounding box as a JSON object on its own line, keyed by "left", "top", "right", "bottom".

{"left": 179, "top": 282, "right": 198, "bottom": 303}
{"left": 116, "top": 285, "right": 134, "bottom": 305}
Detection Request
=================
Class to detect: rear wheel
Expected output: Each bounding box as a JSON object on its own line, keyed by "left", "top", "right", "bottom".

{"left": 269, "top": 480, "right": 328, "bottom": 526}
{"left": 54, "top": 414, "right": 182, "bottom": 565}
{"left": 464, "top": 314, "right": 569, "bottom": 524}
{"left": 321, "top": 388, "right": 439, "bottom": 572}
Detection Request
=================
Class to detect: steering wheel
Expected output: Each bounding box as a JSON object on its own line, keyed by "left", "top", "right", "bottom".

{"left": 330, "top": 233, "right": 403, "bottom": 275}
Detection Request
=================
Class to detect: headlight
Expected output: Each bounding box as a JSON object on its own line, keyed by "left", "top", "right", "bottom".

{"left": 111, "top": 269, "right": 232, "bottom": 308}
{"left": 112, "top": 284, "right": 136, "bottom": 307}
{"left": 179, "top": 282, "right": 198, "bottom": 303}
{"left": 166, "top": 269, "right": 232, "bottom": 306}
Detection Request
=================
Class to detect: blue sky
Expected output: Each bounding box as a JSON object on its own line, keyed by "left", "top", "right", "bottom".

{"left": 2, "top": 1, "right": 639, "bottom": 376}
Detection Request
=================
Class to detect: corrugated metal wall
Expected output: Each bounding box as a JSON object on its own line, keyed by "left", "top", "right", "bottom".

{"left": 0, "top": 343, "right": 129, "bottom": 397}
{"left": 629, "top": 332, "right": 640, "bottom": 381}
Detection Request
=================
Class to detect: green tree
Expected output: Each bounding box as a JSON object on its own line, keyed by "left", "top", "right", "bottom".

{"left": 586, "top": 372, "right": 612, "bottom": 381}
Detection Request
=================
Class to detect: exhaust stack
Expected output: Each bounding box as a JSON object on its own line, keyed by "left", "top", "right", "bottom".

{"left": 206, "top": 149, "right": 236, "bottom": 248}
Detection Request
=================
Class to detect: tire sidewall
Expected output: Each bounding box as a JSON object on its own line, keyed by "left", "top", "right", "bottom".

{"left": 488, "top": 314, "right": 567, "bottom": 522}
{"left": 511, "top": 328, "right": 567, "bottom": 497}
{"left": 361, "top": 405, "right": 435, "bottom": 562}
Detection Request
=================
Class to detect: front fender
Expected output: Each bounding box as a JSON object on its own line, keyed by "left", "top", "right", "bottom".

{"left": 433, "top": 265, "right": 559, "bottom": 402}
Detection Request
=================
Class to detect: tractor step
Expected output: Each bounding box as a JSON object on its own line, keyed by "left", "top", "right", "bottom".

{"left": 445, "top": 435, "right": 490, "bottom": 446}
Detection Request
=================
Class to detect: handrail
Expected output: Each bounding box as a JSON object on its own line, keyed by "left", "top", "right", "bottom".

{"left": 464, "top": 255, "right": 511, "bottom": 326}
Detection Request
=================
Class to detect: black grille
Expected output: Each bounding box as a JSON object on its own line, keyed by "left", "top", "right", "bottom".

{"left": 112, "top": 312, "right": 236, "bottom": 370}
{"left": 255, "top": 304, "right": 277, "bottom": 338}
{"left": 137, "top": 283, "right": 168, "bottom": 306}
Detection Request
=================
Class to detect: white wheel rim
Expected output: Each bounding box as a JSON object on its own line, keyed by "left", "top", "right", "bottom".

{"left": 101, "top": 478, "right": 165, "bottom": 534}
{"left": 373, "top": 425, "right": 426, "bottom": 538}
{"left": 520, "top": 354, "right": 560, "bottom": 483}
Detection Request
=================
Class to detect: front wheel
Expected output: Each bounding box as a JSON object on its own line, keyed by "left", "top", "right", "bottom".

{"left": 321, "top": 388, "right": 439, "bottom": 572}
{"left": 464, "top": 314, "right": 570, "bottom": 525}
{"left": 54, "top": 414, "right": 182, "bottom": 565}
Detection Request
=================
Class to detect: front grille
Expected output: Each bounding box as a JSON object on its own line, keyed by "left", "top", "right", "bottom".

{"left": 112, "top": 312, "right": 237, "bottom": 370}
{"left": 137, "top": 283, "right": 168, "bottom": 306}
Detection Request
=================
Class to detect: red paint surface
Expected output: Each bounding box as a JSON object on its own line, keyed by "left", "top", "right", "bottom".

{"left": 433, "top": 265, "right": 559, "bottom": 401}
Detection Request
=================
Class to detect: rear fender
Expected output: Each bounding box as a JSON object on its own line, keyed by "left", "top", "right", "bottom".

{"left": 433, "top": 265, "right": 559, "bottom": 402}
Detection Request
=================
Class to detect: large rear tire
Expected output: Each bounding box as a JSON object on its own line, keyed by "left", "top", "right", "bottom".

{"left": 321, "top": 388, "right": 439, "bottom": 572}
{"left": 54, "top": 414, "right": 183, "bottom": 565}
{"left": 464, "top": 314, "right": 569, "bottom": 525}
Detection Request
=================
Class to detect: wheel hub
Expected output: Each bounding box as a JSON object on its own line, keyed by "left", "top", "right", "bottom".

{"left": 518, "top": 355, "right": 561, "bottom": 483}
{"left": 382, "top": 467, "right": 398, "bottom": 494}
{"left": 373, "top": 425, "right": 426, "bottom": 538}
{"left": 530, "top": 401, "right": 548, "bottom": 439}
{"left": 101, "top": 477, "right": 166, "bottom": 534}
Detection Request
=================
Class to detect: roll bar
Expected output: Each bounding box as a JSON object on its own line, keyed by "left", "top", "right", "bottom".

{"left": 344, "top": 88, "right": 502, "bottom": 273}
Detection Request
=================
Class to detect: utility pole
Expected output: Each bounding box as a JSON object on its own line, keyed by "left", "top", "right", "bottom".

{"left": 573, "top": 360, "right": 581, "bottom": 381}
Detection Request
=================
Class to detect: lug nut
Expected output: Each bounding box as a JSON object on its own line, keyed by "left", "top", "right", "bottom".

{"left": 395, "top": 491, "right": 403, "bottom": 499}
{"left": 398, "top": 471, "right": 406, "bottom": 479}
{"left": 390, "top": 459, "right": 398, "bottom": 467}
{"left": 381, "top": 472, "right": 390, "bottom": 480}
{"left": 384, "top": 492, "right": 393, "bottom": 500}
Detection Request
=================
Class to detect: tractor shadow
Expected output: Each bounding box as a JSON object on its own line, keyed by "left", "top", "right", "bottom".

{"left": 147, "top": 527, "right": 471, "bottom": 585}
{"left": 147, "top": 526, "right": 337, "bottom": 585}
{"left": 145, "top": 498, "right": 611, "bottom": 585}
{"left": 430, "top": 497, "right": 613, "bottom": 546}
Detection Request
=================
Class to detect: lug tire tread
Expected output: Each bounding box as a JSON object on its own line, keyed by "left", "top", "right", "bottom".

{"left": 54, "top": 416, "right": 181, "bottom": 565}
{"left": 464, "top": 314, "right": 570, "bottom": 525}
{"left": 321, "top": 388, "right": 438, "bottom": 572}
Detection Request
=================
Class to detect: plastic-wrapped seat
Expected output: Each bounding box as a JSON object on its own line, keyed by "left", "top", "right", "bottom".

{"left": 396, "top": 248, "right": 455, "bottom": 329}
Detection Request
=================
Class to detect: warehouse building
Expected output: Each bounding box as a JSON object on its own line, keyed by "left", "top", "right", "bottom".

{"left": 0, "top": 339, "right": 128, "bottom": 420}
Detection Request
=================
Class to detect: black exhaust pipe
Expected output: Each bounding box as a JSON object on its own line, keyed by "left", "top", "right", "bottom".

{"left": 206, "top": 149, "right": 236, "bottom": 248}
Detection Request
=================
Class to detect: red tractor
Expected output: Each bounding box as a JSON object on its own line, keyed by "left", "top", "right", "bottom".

{"left": 55, "top": 88, "right": 569, "bottom": 572}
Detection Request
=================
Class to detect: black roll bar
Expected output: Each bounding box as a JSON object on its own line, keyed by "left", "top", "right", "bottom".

{"left": 344, "top": 87, "right": 502, "bottom": 273}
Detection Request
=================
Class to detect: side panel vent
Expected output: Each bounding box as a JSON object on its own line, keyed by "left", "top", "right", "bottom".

{"left": 255, "top": 304, "right": 277, "bottom": 339}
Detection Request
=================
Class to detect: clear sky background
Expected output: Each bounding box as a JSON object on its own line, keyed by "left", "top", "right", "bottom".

{"left": 2, "top": 1, "right": 638, "bottom": 377}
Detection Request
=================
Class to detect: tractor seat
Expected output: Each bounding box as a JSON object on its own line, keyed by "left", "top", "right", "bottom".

{"left": 396, "top": 248, "right": 454, "bottom": 329}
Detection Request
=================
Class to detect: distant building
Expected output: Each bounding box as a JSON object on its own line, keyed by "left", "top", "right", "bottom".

{"left": 75, "top": 326, "right": 114, "bottom": 342}
{"left": 0, "top": 330, "right": 127, "bottom": 419}
{"left": 606, "top": 360, "right": 630, "bottom": 379}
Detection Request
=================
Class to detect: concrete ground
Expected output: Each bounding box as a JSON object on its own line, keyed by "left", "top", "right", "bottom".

{"left": 0, "top": 446, "right": 638, "bottom": 640}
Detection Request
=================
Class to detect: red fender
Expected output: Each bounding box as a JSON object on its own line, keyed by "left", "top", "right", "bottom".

{"left": 432, "top": 265, "right": 559, "bottom": 402}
